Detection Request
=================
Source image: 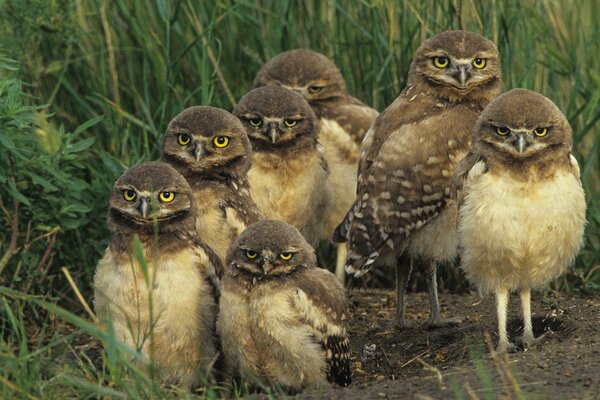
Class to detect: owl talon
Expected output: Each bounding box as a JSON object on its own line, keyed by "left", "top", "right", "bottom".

{"left": 424, "top": 316, "right": 462, "bottom": 330}
{"left": 515, "top": 330, "right": 552, "bottom": 350}
{"left": 391, "top": 319, "right": 417, "bottom": 330}
{"left": 495, "top": 342, "right": 518, "bottom": 354}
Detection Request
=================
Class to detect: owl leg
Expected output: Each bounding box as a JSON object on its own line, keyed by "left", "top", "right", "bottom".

{"left": 515, "top": 288, "right": 548, "bottom": 349}
{"left": 335, "top": 243, "right": 348, "bottom": 283}
{"left": 424, "top": 261, "right": 460, "bottom": 328}
{"left": 394, "top": 254, "right": 414, "bottom": 328}
{"left": 495, "top": 287, "right": 516, "bottom": 353}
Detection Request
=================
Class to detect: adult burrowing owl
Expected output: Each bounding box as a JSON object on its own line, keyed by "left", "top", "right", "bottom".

{"left": 334, "top": 31, "right": 502, "bottom": 328}
{"left": 253, "top": 49, "right": 379, "bottom": 280}
{"left": 217, "top": 220, "right": 351, "bottom": 392}
{"left": 454, "top": 89, "right": 586, "bottom": 353}
{"left": 94, "top": 162, "right": 221, "bottom": 389}
{"left": 161, "top": 106, "right": 263, "bottom": 264}
{"left": 233, "top": 85, "right": 333, "bottom": 248}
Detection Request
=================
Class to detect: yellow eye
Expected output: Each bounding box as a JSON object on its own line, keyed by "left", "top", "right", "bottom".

{"left": 433, "top": 56, "right": 449, "bottom": 68}
{"left": 245, "top": 250, "right": 258, "bottom": 259}
{"left": 279, "top": 252, "right": 293, "bottom": 260}
{"left": 159, "top": 191, "right": 175, "bottom": 203}
{"left": 534, "top": 127, "right": 548, "bottom": 137}
{"left": 308, "top": 85, "right": 323, "bottom": 93}
{"left": 496, "top": 126, "right": 510, "bottom": 136}
{"left": 284, "top": 119, "right": 298, "bottom": 127}
{"left": 213, "top": 136, "right": 229, "bottom": 148}
{"left": 248, "top": 118, "right": 262, "bottom": 127}
{"left": 178, "top": 134, "right": 191, "bottom": 146}
{"left": 123, "top": 189, "right": 136, "bottom": 201}
{"left": 472, "top": 57, "right": 486, "bottom": 69}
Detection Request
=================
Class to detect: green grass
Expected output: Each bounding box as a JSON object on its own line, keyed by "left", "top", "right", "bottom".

{"left": 0, "top": 0, "right": 599, "bottom": 398}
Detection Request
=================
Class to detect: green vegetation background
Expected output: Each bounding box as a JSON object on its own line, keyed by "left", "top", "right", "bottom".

{"left": 0, "top": 1, "right": 598, "bottom": 398}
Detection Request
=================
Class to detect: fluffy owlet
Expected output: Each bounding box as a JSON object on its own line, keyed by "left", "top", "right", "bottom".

{"left": 454, "top": 89, "right": 586, "bottom": 353}
{"left": 334, "top": 31, "right": 503, "bottom": 328}
{"left": 94, "top": 162, "right": 221, "bottom": 389}
{"left": 161, "top": 106, "right": 263, "bottom": 264}
{"left": 217, "top": 220, "right": 351, "bottom": 392}
{"left": 253, "top": 49, "right": 379, "bottom": 280}
{"left": 233, "top": 85, "right": 333, "bottom": 248}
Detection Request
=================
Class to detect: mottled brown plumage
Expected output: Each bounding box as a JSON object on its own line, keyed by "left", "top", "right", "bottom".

{"left": 233, "top": 85, "right": 333, "bottom": 248}
{"left": 94, "top": 162, "right": 221, "bottom": 389}
{"left": 335, "top": 30, "right": 502, "bottom": 328}
{"left": 454, "top": 89, "right": 586, "bottom": 352}
{"left": 161, "top": 106, "right": 263, "bottom": 264}
{"left": 217, "top": 220, "right": 351, "bottom": 392}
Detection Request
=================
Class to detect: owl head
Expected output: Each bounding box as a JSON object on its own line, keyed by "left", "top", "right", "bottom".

{"left": 226, "top": 220, "right": 317, "bottom": 279}
{"left": 161, "top": 106, "right": 252, "bottom": 180}
{"left": 409, "top": 30, "right": 502, "bottom": 102}
{"left": 107, "top": 162, "right": 195, "bottom": 235}
{"left": 233, "top": 85, "right": 319, "bottom": 151}
{"left": 252, "top": 49, "right": 347, "bottom": 104}
{"left": 473, "top": 88, "right": 572, "bottom": 163}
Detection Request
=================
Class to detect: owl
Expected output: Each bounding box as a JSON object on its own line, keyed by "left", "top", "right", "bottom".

{"left": 217, "top": 220, "right": 351, "bottom": 392}
{"left": 161, "top": 106, "right": 263, "bottom": 264}
{"left": 454, "top": 89, "right": 586, "bottom": 353}
{"left": 334, "top": 30, "right": 503, "bottom": 328}
{"left": 94, "top": 162, "right": 221, "bottom": 389}
{"left": 233, "top": 85, "right": 333, "bottom": 248}
{"left": 253, "top": 49, "right": 379, "bottom": 280}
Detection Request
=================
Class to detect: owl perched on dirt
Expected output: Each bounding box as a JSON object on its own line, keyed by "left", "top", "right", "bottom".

{"left": 454, "top": 89, "right": 586, "bottom": 353}
{"left": 233, "top": 85, "right": 333, "bottom": 248}
{"left": 217, "top": 220, "right": 351, "bottom": 392}
{"left": 161, "top": 106, "right": 263, "bottom": 264}
{"left": 94, "top": 162, "right": 221, "bottom": 389}
{"left": 334, "top": 31, "right": 503, "bottom": 328}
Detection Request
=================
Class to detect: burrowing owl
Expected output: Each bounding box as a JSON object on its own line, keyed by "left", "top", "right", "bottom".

{"left": 334, "top": 31, "right": 502, "bottom": 328}
{"left": 233, "top": 85, "right": 333, "bottom": 248}
{"left": 94, "top": 162, "right": 221, "bottom": 389}
{"left": 454, "top": 89, "right": 586, "bottom": 353}
{"left": 217, "top": 220, "right": 351, "bottom": 392}
{"left": 253, "top": 49, "right": 379, "bottom": 280}
{"left": 161, "top": 106, "right": 263, "bottom": 264}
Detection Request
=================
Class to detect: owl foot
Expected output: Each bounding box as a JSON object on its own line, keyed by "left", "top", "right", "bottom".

{"left": 424, "top": 316, "right": 462, "bottom": 330}
{"left": 391, "top": 319, "right": 417, "bottom": 330}
{"left": 515, "top": 330, "right": 551, "bottom": 350}
{"left": 495, "top": 341, "right": 518, "bottom": 354}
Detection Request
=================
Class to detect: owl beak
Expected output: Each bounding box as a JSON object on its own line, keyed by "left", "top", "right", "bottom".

{"left": 138, "top": 197, "right": 150, "bottom": 219}
{"left": 451, "top": 64, "right": 470, "bottom": 87}
{"left": 194, "top": 143, "right": 203, "bottom": 162}
{"left": 514, "top": 133, "right": 528, "bottom": 153}
{"left": 268, "top": 124, "right": 278, "bottom": 144}
{"left": 262, "top": 260, "right": 273, "bottom": 274}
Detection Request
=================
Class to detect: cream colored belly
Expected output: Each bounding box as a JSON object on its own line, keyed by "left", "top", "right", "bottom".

{"left": 458, "top": 171, "right": 586, "bottom": 294}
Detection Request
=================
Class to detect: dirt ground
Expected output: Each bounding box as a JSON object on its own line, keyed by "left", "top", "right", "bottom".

{"left": 297, "top": 289, "right": 600, "bottom": 400}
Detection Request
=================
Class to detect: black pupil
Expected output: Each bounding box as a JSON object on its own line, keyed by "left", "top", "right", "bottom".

{"left": 310, "top": 86, "right": 320, "bottom": 91}
{"left": 181, "top": 135, "right": 189, "bottom": 142}
{"left": 251, "top": 118, "right": 260, "bottom": 125}
{"left": 126, "top": 190, "right": 134, "bottom": 197}
{"left": 163, "top": 192, "right": 170, "bottom": 197}
{"left": 439, "top": 57, "right": 447, "bottom": 63}
{"left": 217, "top": 137, "right": 225, "bottom": 143}
{"left": 476, "top": 58, "right": 482, "bottom": 64}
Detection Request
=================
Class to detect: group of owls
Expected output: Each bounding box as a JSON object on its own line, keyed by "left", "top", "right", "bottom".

{"left": 93, "top": 30, "right": 587, "bottom": 392}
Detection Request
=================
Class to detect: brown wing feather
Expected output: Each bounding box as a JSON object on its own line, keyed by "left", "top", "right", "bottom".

{"left": 314, "top": 96, "right": 378, "bottom": 145}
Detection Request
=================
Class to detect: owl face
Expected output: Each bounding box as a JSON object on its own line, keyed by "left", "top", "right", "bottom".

{"left": 226, "top": 220, "right": 317, "bottom": 278}
{"left": 411, "top": 30, "right": 501, "bottom": 98}
{"left": 108, "top": 162, "right": 194, "bottom": 231}
{"left": 162, "top": 106, "right": 251, "bottom": 176}
{"left": 233, "top": 85, "right": 318, "bottom": 147}
{"left": 252, "top": 49, "right": 346, "bottom": 103}
{"left": 474, "top": 88, "right": 572, "bottom": 159}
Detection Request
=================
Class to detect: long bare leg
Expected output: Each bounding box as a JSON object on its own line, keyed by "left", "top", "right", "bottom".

{"left": 394, "top": 254, "right": 413, "bottom": 328}
{"left": 335, "top": 243, "right": 347, "bottom": 283}
{"left": 425, "top": 261, "right": 460, "bottom": 328}
{"left": 521, "top": 288, "right": 534, "bottom": 345}
{"left": 495, "top": 287, "right": 515, "bottom": 353}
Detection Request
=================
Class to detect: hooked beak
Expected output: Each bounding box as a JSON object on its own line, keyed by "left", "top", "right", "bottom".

{"left": 451, "top": 64, "right": 469, "bottom": 87}
{"left": 138, "top": 197, "right": 150, "bottom": 219}
{"left": 262, "top": 260, "right": 273, "bottom": 274}
{"left": 268, "top": 124, "right": 278, "bottom": 144}
{"left": 514, "top": 133, "right": 528, "bottom": 153}
{"left": 194, "top": 143, "right": 203, "bottom": 162}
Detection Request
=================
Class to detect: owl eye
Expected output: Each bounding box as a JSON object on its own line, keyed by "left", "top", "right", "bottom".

{"left": 283, "top": 119, "right": 298, "bottom": 128}
{"left": 123, "top": 189, "right": 136, "bottom": 201}
{"left": 213, "top": 136, "right": 230, "bottom": 148}
{"left": 159, "top": 191, "right": 175, "bottom": 203}
{"left": 534, "top": 127, "right": 548, "bottom": 137}
{"left": 248, "top": 118, "right": 263, "bottom": 127}
{"left": 308, "top": 85, "right": 323, "bottom": 93}
{"left": 279, "top": 252, "right": 293, "bottom": 260}
{"left": 178, "top": 134, "right": 191, "bottom": 146}
{"left": 245, "top": 250, "right": 258, "bottom": 259}
{"left": 496, "top": 126, "right": 510, "bottom": 136}
{"left": 433, "top": 56, "right": 449, "bottom": 68}
{"left": 472, "top": 57, "right": 486, "bottom": 69}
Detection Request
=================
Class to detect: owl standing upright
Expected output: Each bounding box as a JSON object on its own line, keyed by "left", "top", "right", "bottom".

{"left": 253, "top": 49, "right": 379, "bottom": 280}
{"left": 334, "top": 31, "right": 503, "bottom": 327}
{"left": 94, "top": 162, "right": 221, "bottom": 389}
{"left": 161, "top": 106, "right": 263, "bottom": 264}
{"left": 454, "top": 89, "right": 586, "bottom": 353}
{"left": 233, "top": 85, "right": 333, "bottom": 248}
{"left": 217, "top": 220, "right": 351, "bottom": 392}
